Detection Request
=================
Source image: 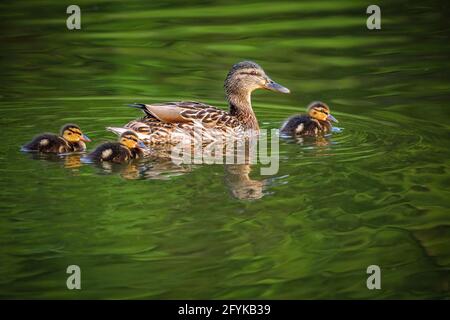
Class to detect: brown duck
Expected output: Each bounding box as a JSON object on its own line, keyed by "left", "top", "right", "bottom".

{"left": 107, "top": 61, "right": 290, "bottom": 145}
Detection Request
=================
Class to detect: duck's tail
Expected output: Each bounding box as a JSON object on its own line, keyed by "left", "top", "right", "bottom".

{"left": 128, "top": 103, "right": 154, "bottom": 117}
{"left": 128, "top": 103, "right": 146, "bottom": 109}
{"left": 106, "top": 126, "right": 129, "bottom": 136}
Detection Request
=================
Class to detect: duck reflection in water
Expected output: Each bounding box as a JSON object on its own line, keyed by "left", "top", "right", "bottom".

{"left": 224, "top": 164, "right": 266, "bottom": 200}
{"left": 91, "top": 145, "right": 267, "bottom": 200}
{"left": 25, "top": 142, "right": 268, "bottom": 200}
{"left": 116, "top": 159, "right": 266, "bottom": 200}
{"left": 84, "top": 156, "right": 191, "bottom": 180}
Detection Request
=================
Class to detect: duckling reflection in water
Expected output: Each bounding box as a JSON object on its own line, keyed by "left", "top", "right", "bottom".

{"left": 93, "top": 161, "right": 142, "bottom": 179}
{"left": 292, "top": 135, "right": 332, "bottom": 146}
{"left": 24, "top": 151, "right": 84, "bottom": 170}
{"left": 280, "top": 101, "right": 338, "bottom": 137}
{"left": 86, "top": 131, "right": 148, "bottom": 163}
{"left": 22, "top": 124, "right": 91, "bottom": 153}
{"left": 64, "top": 154, "right": 82, "bottom": 169}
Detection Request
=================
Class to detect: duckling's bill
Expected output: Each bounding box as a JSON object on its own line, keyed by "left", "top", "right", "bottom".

{"left": 80, "top": 134, "right": 91, "bottom": 142}
{"left": 327, "top": 114, "right": 338, "bottom": 123}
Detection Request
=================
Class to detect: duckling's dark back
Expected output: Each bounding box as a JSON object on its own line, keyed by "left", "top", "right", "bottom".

{"left": 280, "top": 115, "right": 331, "bottom": 137}
{"left": 23, "top": 133, "right": 69, "bottom": 153}
{"left": 280, "top": 115, "right": 309, "bottom": 135}
{"left": 87, "top": 142, "right": 133, "bottom": 163}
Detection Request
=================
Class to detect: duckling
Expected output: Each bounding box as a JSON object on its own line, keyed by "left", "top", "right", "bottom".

{"left": 280, "top": 101, "right": 338, "bottom": 137}
{"left": 22, "top": 124, "right": 91, "bottom": 153}
{"left": 87, "top": 131, "right": 148, "bottom": 163}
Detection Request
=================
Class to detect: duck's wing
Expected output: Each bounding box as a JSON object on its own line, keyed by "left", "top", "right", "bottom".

{"left": 129, "top": 101, "right": 238, "bottom": 127}
{"left": 105, "top": 101, "right": 244, "bottom": 146}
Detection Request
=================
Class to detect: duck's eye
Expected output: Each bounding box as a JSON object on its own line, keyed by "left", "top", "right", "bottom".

{"left": 240, "top": 71, "right": 260, "bottom": 76}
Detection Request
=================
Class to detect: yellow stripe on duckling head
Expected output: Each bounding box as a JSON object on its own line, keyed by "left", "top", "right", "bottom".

{"left": 61, "top": 123, "right": 91, "bottom": 143}
{"left": 119, "top": 131, "right": 139, "bottom": 149}
{"left": 307, "top": 101, "right": 336, "bottom": 122}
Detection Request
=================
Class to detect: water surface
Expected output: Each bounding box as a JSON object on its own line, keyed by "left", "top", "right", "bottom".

{"left": 0, "top": 0, "right": 449, "bottom": 299}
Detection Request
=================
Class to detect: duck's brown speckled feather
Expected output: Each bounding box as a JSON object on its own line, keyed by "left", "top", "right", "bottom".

{"left": 123, "top": 101, "right": 243, "bottom": 145}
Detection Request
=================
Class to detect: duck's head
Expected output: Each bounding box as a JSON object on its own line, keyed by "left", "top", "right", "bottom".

{"left": 61, "top": 124, "right": 91, "bottom": 143}
{"left": 224, "top": 61, "right": 290, "bottom": 97}
{"left": 119, "top": 131, "right": 147, "bottom": 149}
{"left": 307, "top": 101, "right": 338, "bottom": 123}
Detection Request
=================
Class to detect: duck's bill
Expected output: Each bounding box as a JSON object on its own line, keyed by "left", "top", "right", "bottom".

{"left": 265, "top": 80, "right": 290, "bottom": 94}
{"left": 80, "top": 134, "right": 91, "bottom": 142}
{"left": 327, "top": 114, "right": 338, "bottom": 123}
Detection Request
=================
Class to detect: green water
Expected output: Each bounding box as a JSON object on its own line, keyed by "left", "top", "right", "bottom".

{"left": 0, "top": 0, "right": 449, "bottom": 299}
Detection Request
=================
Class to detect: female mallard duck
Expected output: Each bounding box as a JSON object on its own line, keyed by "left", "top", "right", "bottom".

{"left": 86, "top": 131, "right": 148, "bottom": 163}
{"left": 280, "top": 101, "right": 338, "bottom": 137}
{"left": 107, "top": 61, "right": 290, "bottom": 145}
{"left": 22, "top": 124, "right": 91, "bottom": 153}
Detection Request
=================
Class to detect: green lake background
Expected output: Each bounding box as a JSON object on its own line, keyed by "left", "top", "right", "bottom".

{"left": 0, "top": 0, "right": 449, "bottom": 299}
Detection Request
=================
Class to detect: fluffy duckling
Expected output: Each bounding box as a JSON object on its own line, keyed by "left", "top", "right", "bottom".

{"left": 87, "top": 131, "right": 147, "bottom": 163}
{"left": 280, "top": 101, "right": 338, "bottom": 137}
{"left": 22, "top": 124, "right": 91, "bottom": 153}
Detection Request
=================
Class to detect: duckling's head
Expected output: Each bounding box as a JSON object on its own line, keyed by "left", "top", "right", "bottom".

{"left": 224, "top": 61, "right": 290, "bottom": 97}
{"left": 119, "top": 131, "right": 146, "bottom": 149}
{"left": 61, "top": 124, "right": 91, "bottom": 143}
{"left": 307, "top": 101, "right": 338, "bottom": 123}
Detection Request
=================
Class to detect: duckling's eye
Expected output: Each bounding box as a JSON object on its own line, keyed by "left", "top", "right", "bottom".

{"left": 67, "top": 129, "right": 81, "bottom": 136}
